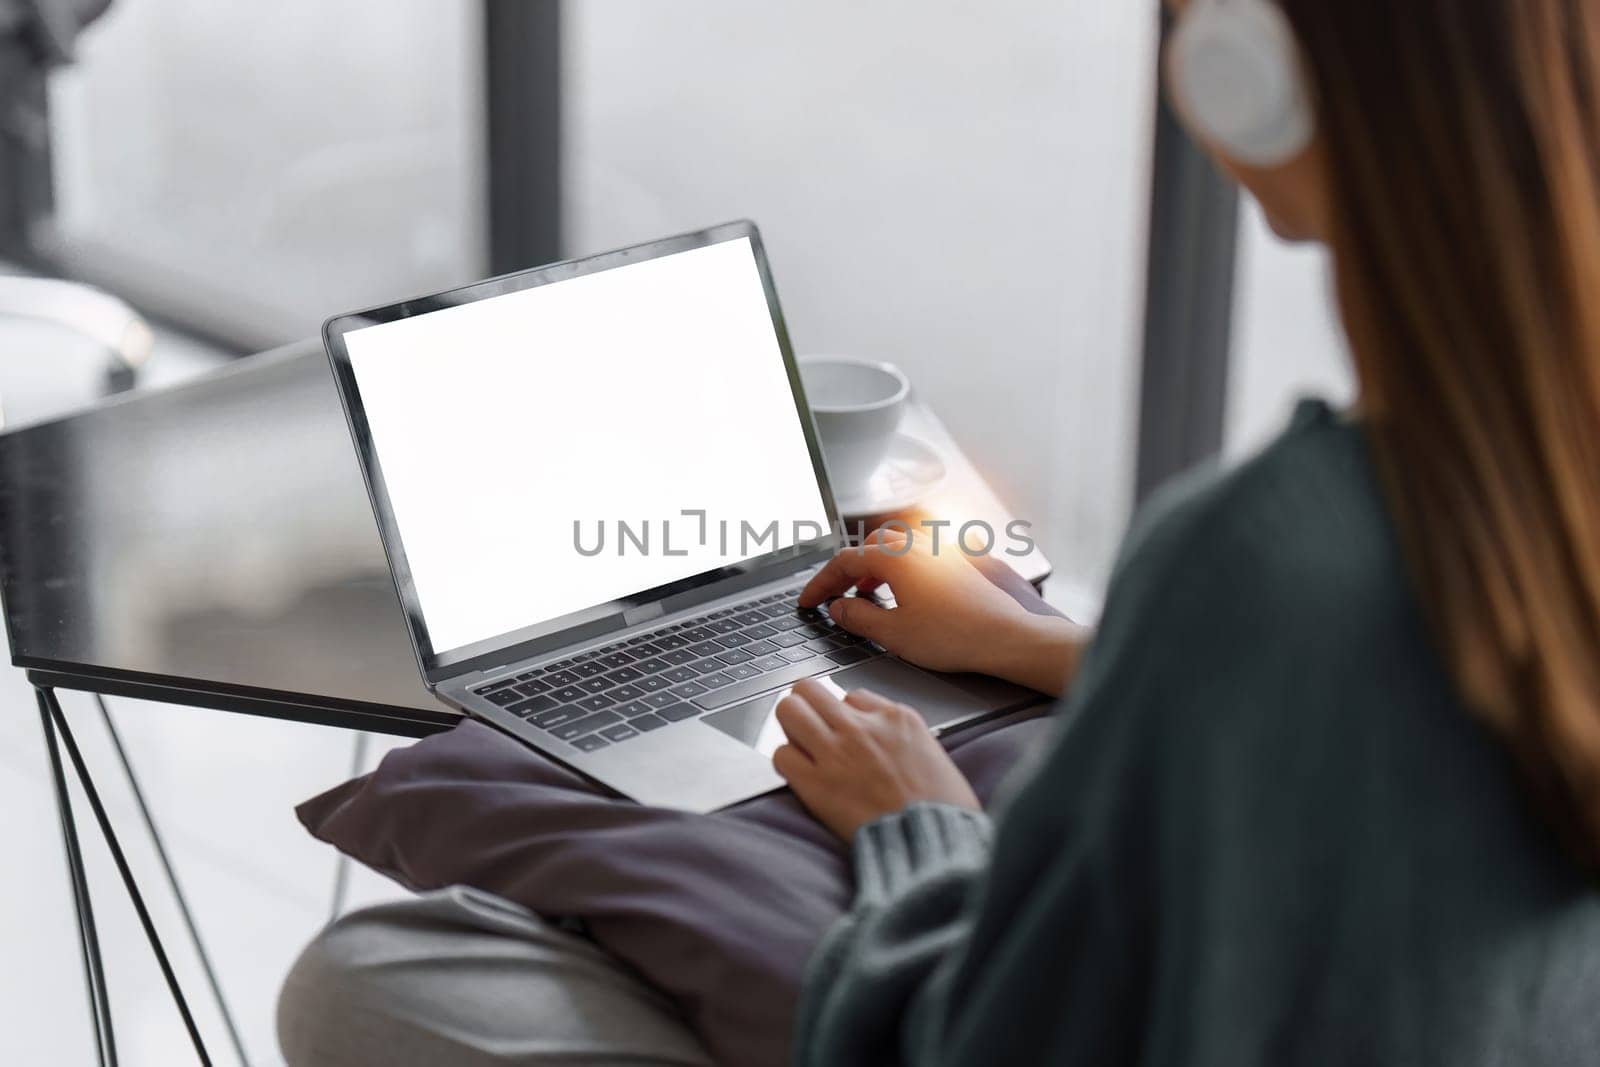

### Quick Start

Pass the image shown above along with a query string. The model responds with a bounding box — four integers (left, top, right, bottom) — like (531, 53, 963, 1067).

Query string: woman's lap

(287, 705, 1056, 1064)
(278, 884, 713, 1067)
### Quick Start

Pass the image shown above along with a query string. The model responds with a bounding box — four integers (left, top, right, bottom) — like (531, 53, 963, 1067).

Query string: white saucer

(834, 433, 947, 517)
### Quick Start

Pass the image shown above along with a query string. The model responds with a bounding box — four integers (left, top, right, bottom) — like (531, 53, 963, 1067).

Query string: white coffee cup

(799, 357, 910, 497)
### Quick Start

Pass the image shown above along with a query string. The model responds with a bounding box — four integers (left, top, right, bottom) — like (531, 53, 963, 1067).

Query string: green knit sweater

(795, 400, 1600, 1066)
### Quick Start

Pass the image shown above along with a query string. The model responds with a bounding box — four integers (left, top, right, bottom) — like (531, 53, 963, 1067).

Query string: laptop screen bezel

(323, 220, 842, 684)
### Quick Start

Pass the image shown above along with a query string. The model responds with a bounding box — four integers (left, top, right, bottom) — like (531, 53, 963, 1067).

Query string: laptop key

(577, 694, 618, 712)
(600, 652, 635, 669)
(725, 663, 760, 680)
(663, 666, 698, 684)
(682, 627, 717, 643)
(655, 634, 689, 650)
(657, 702, 701, 723)
(579, 676, 616, 694)
(770, 616, 804, 632)
(642, 691, 677, 710)
(545, 670, 580, 687)
(517, 678, 552, 694)
(687, 658, 724, 676)
(770, 631, 806, 648)
(827, 647, 870, 666)
(572, 661, 607, 678)
(609, 683, 645, 702)
(484, 689, 523, 706)
(744, 639, 778, 656)
(751, 655, 788, 672)
(688, 640, 723, 657)
(629, 713, 668, 732)
(661, 648, 697, 665)
(552, 710, 622, 740)
(600, 723, 639, 743)
(743, 623, 777, 639)
(733, 611, 766, 626)
(631, 642, 663, 656)
(551, 686, 585, 703)
(715, 649, 754, 666)
(615, 700, 654, 718)
(697, 670, 735, 689)
(778, 646, 816, 663)
(669, 681, 708, 699)
(759, 604, 792, 619)
(803, 638, 834, 654)
(636, 676, 670, 693)
(508, 694, 557, 716)
(529, 708, 579, 729)
(715, 632, 752, 648)
(633, 657, 670, 673)
(572, 734, 609, 752)
(709, 619, 740, 634)
(693, 659, 834, 710)
(608, 666, 644, 683)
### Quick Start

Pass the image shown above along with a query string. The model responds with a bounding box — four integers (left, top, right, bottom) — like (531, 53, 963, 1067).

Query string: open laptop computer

(323, 220, 1034, 812)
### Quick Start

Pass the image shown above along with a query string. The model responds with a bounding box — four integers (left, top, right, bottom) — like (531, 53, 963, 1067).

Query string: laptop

(323, 220, 1034, 812)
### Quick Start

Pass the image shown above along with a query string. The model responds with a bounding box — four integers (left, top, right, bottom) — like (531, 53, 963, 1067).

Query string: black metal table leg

(38, 690, 116, 1067)
(37, 685, 214, 1066)
(95, 695, 249, 1064)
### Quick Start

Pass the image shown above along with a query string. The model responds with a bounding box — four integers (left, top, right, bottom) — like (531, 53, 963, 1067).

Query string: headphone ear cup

(1166, 0, 1314, 167)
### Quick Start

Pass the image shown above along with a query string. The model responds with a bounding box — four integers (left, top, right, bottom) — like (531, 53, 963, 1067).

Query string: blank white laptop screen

(343, 236, 830, 656)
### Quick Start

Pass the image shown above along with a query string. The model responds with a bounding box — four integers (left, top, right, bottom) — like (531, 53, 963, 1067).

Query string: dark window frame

(1134, 12, 1240, 503)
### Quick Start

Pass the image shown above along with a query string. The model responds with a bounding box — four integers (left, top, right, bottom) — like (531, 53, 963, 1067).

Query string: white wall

(1224, 201, 1355, 457)
(564, 1, 1160, 593)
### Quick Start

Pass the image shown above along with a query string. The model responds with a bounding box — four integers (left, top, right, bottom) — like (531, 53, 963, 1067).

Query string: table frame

(28, 667, 452, 1067)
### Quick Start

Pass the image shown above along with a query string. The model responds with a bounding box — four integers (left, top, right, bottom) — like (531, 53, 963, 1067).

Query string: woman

(282, 0, 1600, 1062)
(779, 0, 1600, 1061)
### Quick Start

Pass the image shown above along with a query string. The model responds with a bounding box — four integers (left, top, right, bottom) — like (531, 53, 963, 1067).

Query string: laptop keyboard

(468, 585, 883, 752)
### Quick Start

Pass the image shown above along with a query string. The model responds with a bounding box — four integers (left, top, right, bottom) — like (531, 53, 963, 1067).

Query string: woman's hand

(799, 528, 1084, 696)
(772, 678, 978, 841)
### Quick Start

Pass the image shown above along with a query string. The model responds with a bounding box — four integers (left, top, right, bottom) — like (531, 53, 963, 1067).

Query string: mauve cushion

(296, 707, 1053, 1066)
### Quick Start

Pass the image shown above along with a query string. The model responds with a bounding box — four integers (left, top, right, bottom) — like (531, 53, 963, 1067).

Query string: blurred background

(0, 1, 1352, 1063)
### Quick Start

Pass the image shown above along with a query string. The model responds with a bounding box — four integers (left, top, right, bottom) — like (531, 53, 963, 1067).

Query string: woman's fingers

(792, 678, 858, 732)
(862, 527, 911, 549)
(771, 743, 812, 783)
(825, 596, 900, 646)
(850, 529, 910, 596)
(798, 544, 907, 606)
(774, 689, 836, 756)
(843, 687, 902, 713)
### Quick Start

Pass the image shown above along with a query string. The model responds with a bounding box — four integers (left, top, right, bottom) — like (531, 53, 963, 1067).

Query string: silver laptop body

(324, 220, 1033, 813)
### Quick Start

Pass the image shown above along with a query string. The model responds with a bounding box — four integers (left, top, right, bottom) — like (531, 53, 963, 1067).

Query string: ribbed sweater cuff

(852, 802, 993, 904)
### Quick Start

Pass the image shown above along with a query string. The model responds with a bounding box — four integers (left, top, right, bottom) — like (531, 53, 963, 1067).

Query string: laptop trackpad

(700, 659, 981, 756)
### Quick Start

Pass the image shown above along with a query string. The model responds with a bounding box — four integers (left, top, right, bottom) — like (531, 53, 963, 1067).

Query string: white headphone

(1166, 0, 1315, 167)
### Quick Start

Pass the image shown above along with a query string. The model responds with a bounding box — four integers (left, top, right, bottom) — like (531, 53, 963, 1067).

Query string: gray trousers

(278, 886, 714, 1066)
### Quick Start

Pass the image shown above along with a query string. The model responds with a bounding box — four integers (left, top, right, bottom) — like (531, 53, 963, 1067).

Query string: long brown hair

(1274, 0, 1600, 870)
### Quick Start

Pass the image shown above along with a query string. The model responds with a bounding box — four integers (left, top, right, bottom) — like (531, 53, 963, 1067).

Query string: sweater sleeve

(794, 803, 994, 1067)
